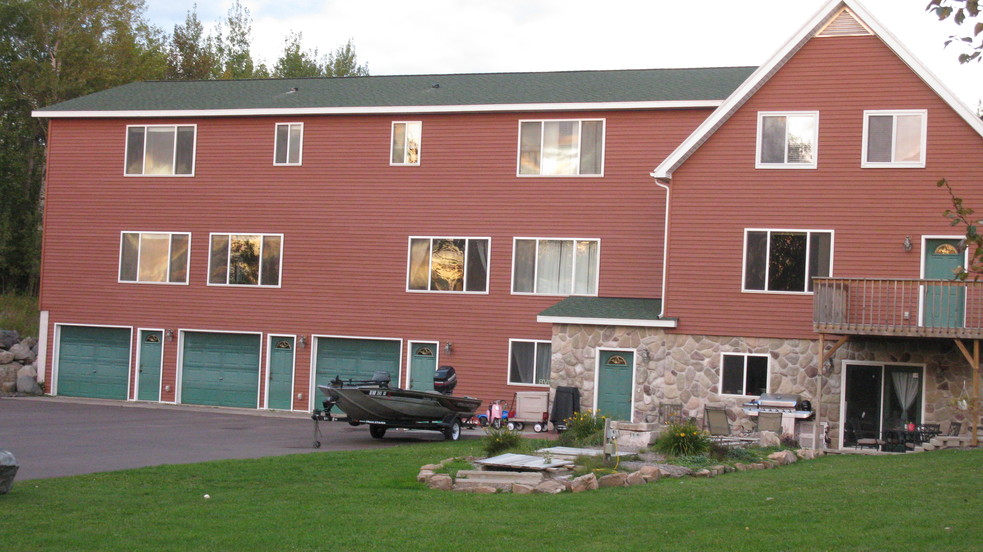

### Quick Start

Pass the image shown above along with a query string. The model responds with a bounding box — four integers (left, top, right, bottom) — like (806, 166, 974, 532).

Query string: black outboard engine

(433, 365, 457, 395)
(370, 371, 391, 387)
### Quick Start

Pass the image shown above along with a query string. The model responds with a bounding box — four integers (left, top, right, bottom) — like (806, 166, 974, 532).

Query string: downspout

(654, 177, 671, 319)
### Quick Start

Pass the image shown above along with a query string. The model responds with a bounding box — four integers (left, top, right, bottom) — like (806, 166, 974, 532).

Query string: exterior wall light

(165, 329, 174, 342)
(903, 235, 912, 252)
(298, 336, 307, 348)
(444, 342, 453, 354)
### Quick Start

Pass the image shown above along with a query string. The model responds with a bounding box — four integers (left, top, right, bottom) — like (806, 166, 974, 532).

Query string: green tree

(927, 0, 983, 63)
(166, 5, 220, 80)
(215, 0, 256, 79)
(273, 32, 324, 78)
(326, 38, 369, 77)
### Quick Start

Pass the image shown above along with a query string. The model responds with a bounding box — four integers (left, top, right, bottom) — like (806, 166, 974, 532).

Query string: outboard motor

(370, 370, 391, 387)
(433, 365, 457, 395)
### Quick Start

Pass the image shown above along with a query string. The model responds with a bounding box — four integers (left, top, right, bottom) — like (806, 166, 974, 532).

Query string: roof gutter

(654, 176, 671, 319)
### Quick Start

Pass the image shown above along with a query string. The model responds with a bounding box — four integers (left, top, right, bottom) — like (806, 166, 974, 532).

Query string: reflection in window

(209, 233, 283, 286)
(274, 123, 303, 165)
(518, 120, 603, 175)
(392, 122, 421, 165)
(408, 237, 488, 292)
(758, 113, 817, 167)
(512, 238, 598, 295)
(509, 340, 551, 385)
(744, 230, 831, 292)
(119, 232, 190, 284)
(863, 110, 925, 167)
(934, 243, 959, 255)
(125, 125, 195, 175)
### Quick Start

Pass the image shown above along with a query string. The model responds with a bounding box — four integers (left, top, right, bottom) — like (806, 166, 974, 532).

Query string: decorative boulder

(759, 431, 781, 448)
(0, 350, 13, 365)
(0, 450, 18, 494)
(16, 365, 41, 395)
(569, 473, 598, 493)
(9, 343, 34, 363)
(598, 472, 628, 488)
(0, 330, 19, 350)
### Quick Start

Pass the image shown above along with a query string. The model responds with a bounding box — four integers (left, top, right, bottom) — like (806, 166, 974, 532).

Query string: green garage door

(314, 338, 400, 391)
(57, 326, 131, 399)
(181, 332, 261, 408)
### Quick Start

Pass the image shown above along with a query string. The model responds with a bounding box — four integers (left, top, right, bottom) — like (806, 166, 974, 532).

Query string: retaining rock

(0, 450, 18, 494)
(598, 472, 628, 488)
(0, 330, 19, 350)
(427, 474, 453, 491)
(534, 480, 566, 494)
(569, 473, 598, 493)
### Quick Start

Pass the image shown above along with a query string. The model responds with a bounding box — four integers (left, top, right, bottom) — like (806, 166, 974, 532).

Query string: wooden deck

(813, 278, 983, 339)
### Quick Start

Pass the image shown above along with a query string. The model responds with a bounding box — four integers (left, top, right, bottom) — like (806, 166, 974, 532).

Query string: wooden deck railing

(813, 278, 983, 339)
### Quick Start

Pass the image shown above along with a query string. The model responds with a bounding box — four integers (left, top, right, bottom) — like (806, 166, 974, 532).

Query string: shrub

(481, 426, 523, 456)
(653, 421, 711, 457)
(557, 409, 606, 447)
(780, 435, 800, 449)
(724, 446, 759, 463)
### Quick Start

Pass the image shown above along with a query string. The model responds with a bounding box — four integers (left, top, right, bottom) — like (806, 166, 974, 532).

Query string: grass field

(1, 443, 980, 551)
(0, 293, 39, 337)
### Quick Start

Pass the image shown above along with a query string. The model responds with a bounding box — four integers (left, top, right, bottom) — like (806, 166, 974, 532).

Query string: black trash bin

(550, 386, 581, 431)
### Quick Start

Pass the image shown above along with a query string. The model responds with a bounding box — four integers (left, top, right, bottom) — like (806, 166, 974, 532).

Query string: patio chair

(757, 412, 783, 435)
(947, 421, 962, 436)
(703, 407, 734, 441)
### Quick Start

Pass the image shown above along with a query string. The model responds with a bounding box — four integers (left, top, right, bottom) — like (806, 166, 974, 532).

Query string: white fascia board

(536, 315, 678, 328)
(652, 0, 983, 181)
(31, 100, 723, 119)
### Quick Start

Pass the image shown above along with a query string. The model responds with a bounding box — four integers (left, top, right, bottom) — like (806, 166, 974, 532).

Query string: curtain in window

(138, 233, 170, 282)
(895, 115, 922, 162)
(541, 121, 578, 175)
(510, 342, 535, 384)
(537, 240, 573, 294)
(408, 239, 432, 290)
(535, 343, 552, 383)
(465, 239, 488, 292)
(891, 371, 920, 423)
(573, 240, 597, 295)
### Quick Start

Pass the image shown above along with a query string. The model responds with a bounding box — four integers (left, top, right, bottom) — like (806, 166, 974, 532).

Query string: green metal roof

(35, 66, 756, 114)
(538, 297, 666, 322)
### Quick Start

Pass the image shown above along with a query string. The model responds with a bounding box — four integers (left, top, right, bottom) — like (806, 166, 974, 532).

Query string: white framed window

(720, 353, 769, 396)
(119, 232, 190, 284)
(512, 238, 599, 295)
(508, 339, 552, 386)
(743, 229, 832, 293)
(862, 110, 926, 168)
(125, 125, 196, 176)
(517, 119, 604, 176)
(391, 121, 421, 165)
(274, 122, 303, 165)
(756, 112, 818, 169)
(208, 233, 283, 287)
(407, 237, 489, 293)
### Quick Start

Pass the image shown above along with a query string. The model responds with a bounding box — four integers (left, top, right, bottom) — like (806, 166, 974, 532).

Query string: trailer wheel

(369, 425, 387, 439)
(348, 420, 362, 427)
(492, 419, 501, 430)
(533, 423, 545, 433)
(506, 422, 516, 431)
(443, 419, 462, 441)
(313, 440, 321, 448)
(515, 422, 525, 431)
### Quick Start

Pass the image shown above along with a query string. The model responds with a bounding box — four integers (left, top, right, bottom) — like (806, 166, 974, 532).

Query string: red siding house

(33, 0, 983, 447)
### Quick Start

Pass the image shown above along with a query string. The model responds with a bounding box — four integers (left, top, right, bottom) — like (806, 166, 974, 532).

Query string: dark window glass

(209, 235, 230, 284)
(867, 115, 893, 163)
(261, 235, 281, 286)
(745, 356, 769, 396)
(760, 116, 786, 163)
(125, 128, 145, 175)
(465, 239, 488, 292)
(275, 125, 289, 164)
(721, 354, 745, 395)
(807, 232, 832, 291)
(174, 126, 195, 174)
(512, 239, 537, 293)
(119, 233, 140, 281)
(744, 231, 767, 290)
(767, 232, 808, 292)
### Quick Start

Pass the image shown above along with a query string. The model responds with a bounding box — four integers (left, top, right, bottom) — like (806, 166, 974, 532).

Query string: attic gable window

(518, 119, 604, 176)
(274, 122, 303, 165)
(862, 110, 926, 168)
(125, 125, 196, 176)
(756, 112, 818, 169)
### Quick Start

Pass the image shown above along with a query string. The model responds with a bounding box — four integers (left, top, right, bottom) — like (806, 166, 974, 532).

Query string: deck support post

(953, 338, 980, 448)
(817, 334, 848, 447)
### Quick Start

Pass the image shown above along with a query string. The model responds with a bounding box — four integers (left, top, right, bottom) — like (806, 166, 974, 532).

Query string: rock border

(421, 449, 825, 494)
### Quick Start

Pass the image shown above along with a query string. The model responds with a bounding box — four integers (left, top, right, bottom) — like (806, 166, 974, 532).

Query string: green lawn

(2, 444, 980, 551)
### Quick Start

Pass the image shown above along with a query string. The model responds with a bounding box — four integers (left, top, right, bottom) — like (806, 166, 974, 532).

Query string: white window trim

(273, 122, 304, 166)
(405, 236, 491, 294)
(206, 232, 284, 288)
(510, 237, 600, 296)
(123, 124, 197, 177)
(118, 231, 192, 285)
(506, 338, 552, 387)
(390, 121, 422, 166)
(515, 119, 606, 177)
(861, 109, 927, 168)
(741, 228, 834, 295)
(755, 111, 819, 169)
(719, 352, 770, 398)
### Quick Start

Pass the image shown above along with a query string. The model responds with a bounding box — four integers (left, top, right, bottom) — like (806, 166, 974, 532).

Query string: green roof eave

(537, 297, 676, 328)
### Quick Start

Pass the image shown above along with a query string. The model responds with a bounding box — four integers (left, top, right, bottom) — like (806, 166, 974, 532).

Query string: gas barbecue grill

(742, 393, 814, 419)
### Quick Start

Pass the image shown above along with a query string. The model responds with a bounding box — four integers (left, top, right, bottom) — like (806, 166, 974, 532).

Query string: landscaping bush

(481, 426, 523, 456)
(653, 421, 711, 457)
(557, 409, 606, 447)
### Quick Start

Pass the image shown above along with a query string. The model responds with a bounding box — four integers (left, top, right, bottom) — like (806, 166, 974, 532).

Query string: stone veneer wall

(550, 324, 973, 447)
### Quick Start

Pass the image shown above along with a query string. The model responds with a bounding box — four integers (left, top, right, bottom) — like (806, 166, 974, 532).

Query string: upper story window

(125, 125, 196, 176)
(509, 339, 552, 386)
(391, 122, 421, 165)
(862, 110, 926, 168)
(756, 112, 818, 169)
(274, 123, 303, 165)
(407, 237, 489, 293)
(208, 233, 283, 287)
(512, 238, 599, 296)
(743, 229, 832, 293)
(518, 119, 604, 176)
(721, 353, 768, 396)
(119, 231, 190, 284)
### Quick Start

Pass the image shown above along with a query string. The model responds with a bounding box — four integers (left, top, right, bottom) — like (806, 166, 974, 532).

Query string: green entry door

(57, 326, 131, 400)
(137, 330, 163, 401)
(409, 342, 437, 391)
(596, 350, 634, 421)
(181, 332, 261, 408)
(923, 239, 965, 327)
(267, 336, 295, 410)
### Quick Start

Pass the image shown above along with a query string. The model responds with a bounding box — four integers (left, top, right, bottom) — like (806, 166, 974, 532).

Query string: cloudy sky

(144, 0, 981, 108)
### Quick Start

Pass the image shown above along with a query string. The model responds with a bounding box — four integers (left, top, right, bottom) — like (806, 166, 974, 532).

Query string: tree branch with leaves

(927, 0, 983, 63)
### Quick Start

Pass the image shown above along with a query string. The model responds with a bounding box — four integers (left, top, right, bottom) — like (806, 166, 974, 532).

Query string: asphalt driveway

(0, 396, 475, 480)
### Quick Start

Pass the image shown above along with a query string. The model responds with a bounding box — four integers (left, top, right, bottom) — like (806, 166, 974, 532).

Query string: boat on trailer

(311, 367, 481, 444)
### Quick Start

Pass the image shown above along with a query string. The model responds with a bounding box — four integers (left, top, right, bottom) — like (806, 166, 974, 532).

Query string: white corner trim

(37, 311, 49, 383)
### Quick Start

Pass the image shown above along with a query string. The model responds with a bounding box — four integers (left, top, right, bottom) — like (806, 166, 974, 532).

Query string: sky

(144, 0, 981, 109)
